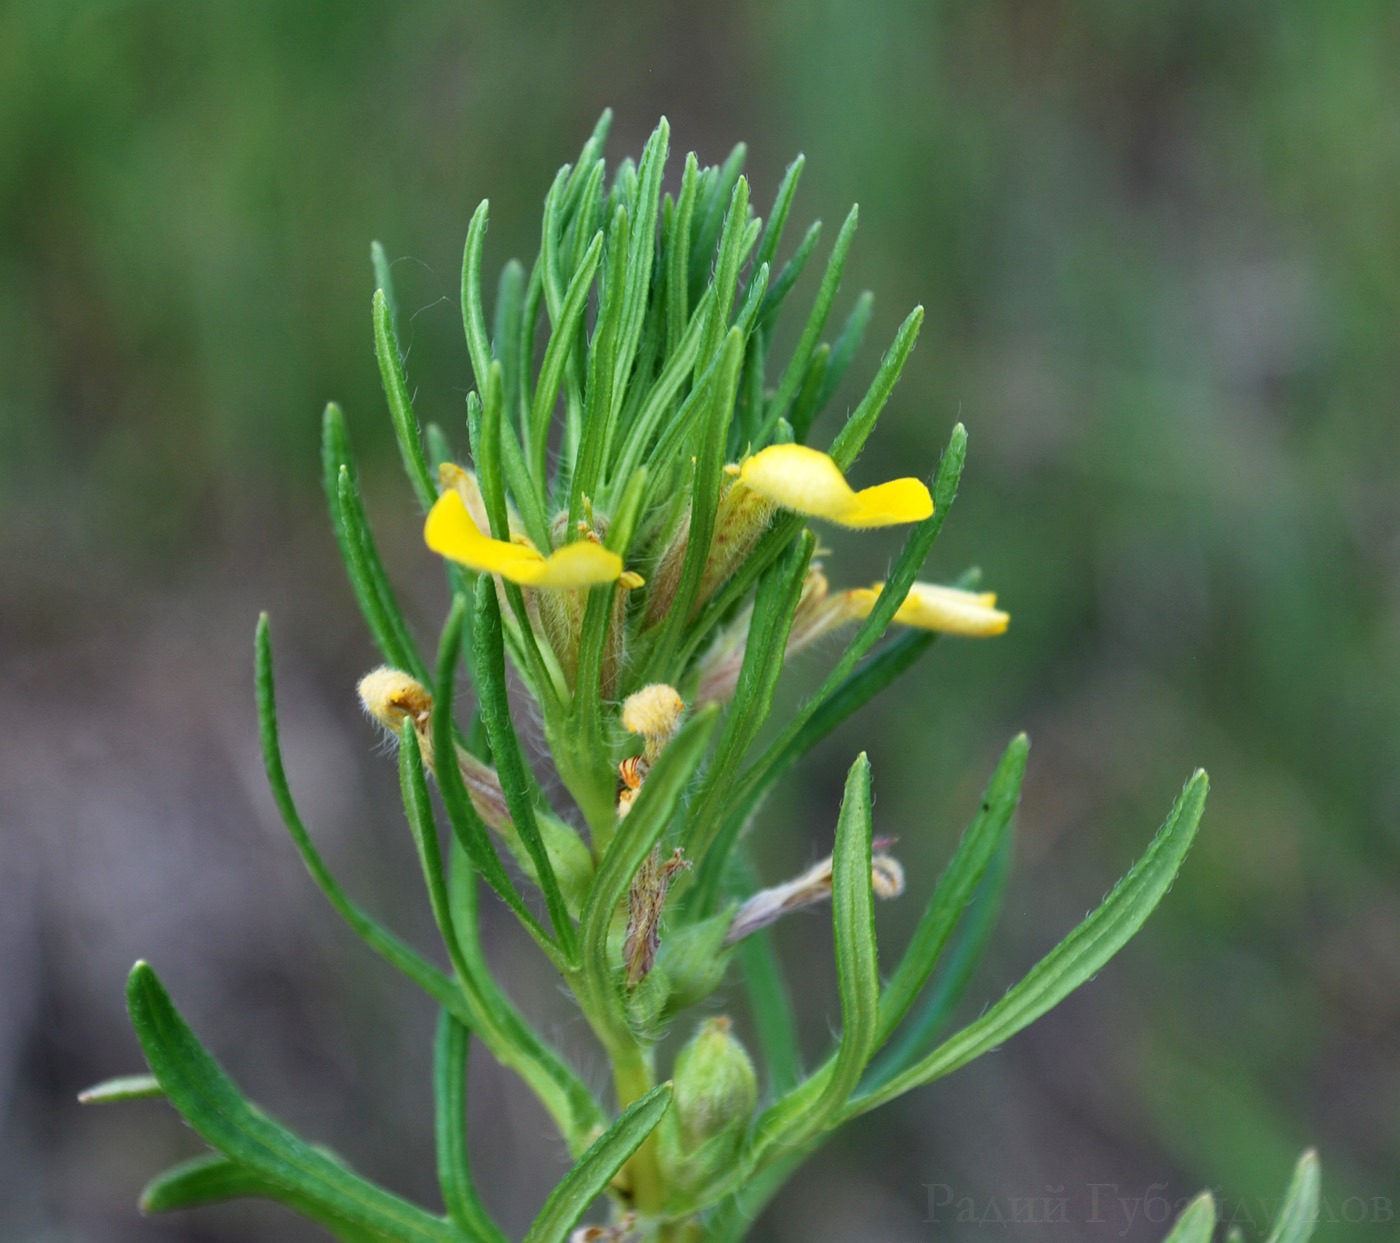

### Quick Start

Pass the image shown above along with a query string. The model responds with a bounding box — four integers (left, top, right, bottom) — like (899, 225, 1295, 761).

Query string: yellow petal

(425, 491, 622, 587)
(848, 581, 1009, 636)
(522, 539, 625, 588)
(738, 444, 933, 528)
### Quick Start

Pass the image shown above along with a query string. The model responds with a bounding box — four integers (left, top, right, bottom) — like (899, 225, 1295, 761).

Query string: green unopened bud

(652, 911, 734, 1017)
(672, 1017, 756, 1151)
(660, 1017, 758, 1208)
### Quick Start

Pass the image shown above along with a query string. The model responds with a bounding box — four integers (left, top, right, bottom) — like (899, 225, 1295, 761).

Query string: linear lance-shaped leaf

(521, 1083, 673, 1243)
(841, 770, 1209, 1120)
(140, 1153, 382, 1243)
(746, 754, 878, 1162)
(126, 962, 461, 1243)
(1161, 1192, 1217, 1243)
(876, 733, 1029, 1046)
(1265, 1150, 1321, 1243)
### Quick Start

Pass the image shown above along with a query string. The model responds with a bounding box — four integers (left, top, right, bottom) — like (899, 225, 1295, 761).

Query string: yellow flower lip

(850, 581, 1010, 636)
(736, 444, 933, 529)
(424, 490, 623, 588)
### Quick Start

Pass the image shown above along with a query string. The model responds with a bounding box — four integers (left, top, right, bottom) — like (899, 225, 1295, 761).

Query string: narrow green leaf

(817, 289, 874, 410)
(682, 532, 814, 866)
(696, 178, 753, 379)
(867, 831, 1012, 1088)
(689, 142, 748, 298)
(825, 754, 881, 1093)
(1161, 1192, 1217, 1243)
(722, 630, 935, 825)
(1264, 1150, 1321, 1243)
(755, 219, 821, 331)
(607, 284, 715, 492)
(842, 771, 1209, 1120)
(408, 716, 606, 1155)
(520, 1083, 673, 1243)
(636, 297, 735, 482)
(762, 204, 858, 437)
(442, 835, 606, 1160)
(127, 962, 460, 1243)
(610, 156, 637, 216)
(472, 578, 577, 953)
(493, 258, 527, 429)
(875, 734, 1029, 1045)
(336, 465, 431, 683)
(827, 304, 924, 471)
(734, 325, 767, 451)
(787, 343, 830, 443)
(322, 403, 429, 682)
(568, 204, 630, 521)
(568, 110, 613, 200)
(471, 373, 509, 541)
(530, 230, 604, 479)
(612, 118, 669, 399)
(426, 422, 456, 474)
(434, 1011, 508, 1243)
(565, 160, 606, 283)
(77, 1073, 162, 1104)
(263, 618, 597, 1154)
(539, 165, 573, 326)
(431, 596, 557, 952)
(731, 258, 770, 346)
(568, 467, 650, 766)
(638, 328, 745, 682)
(373, 288, 436, 511)
(749, 755, 879, 1160)
(483, 357, 550, 551)
(666, 153, 700, 355)
(749, 155, 805, 293)
(371, 240, 399, 335)
(461, 199, 493, 393)
(399, 721, 497, 986)
(141, 1153, 382, 1243)
(737, 928, 802, 1097)
(255, 614, 468, 1017)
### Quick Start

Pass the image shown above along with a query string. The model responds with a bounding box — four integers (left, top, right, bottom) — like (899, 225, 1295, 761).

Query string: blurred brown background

(2, 2, 1397, 1240)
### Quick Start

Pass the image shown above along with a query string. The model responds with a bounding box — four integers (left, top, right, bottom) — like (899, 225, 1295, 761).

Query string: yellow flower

(424, 490, 622, 587)
(735, 444, 932, 528)
(847, 581, 1010, 636)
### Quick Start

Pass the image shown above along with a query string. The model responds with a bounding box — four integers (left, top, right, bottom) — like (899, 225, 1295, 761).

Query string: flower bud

(651, 910, 734, 1015)
(658, 1016, 758, 1208)
(670, 1017, 757, 1153)
(358, 667, 437, 766)
(621, 683, 686, 756)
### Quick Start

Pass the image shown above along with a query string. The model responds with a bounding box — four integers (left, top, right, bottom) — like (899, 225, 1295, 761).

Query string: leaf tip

(125, 959, 160, 1014)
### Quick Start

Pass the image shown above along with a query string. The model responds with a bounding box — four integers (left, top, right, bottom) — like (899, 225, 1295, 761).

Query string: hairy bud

(671, 1017, 757, 1151)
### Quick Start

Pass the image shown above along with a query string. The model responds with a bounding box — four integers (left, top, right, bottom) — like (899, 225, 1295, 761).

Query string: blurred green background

(3, 2, 1396, 1240)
